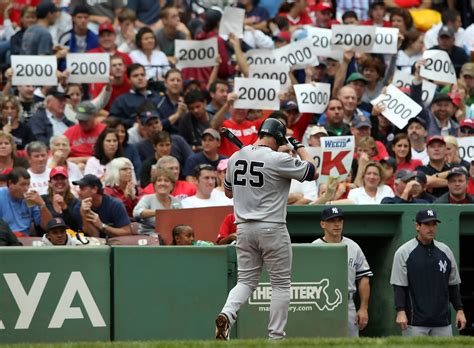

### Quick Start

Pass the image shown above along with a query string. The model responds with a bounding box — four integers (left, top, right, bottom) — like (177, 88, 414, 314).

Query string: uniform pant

(220, 222, 292, 339)
(348, 299, 359, 337)
(403, 325, 452, 336)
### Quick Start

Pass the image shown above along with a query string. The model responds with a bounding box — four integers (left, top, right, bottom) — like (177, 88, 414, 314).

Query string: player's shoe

(215, 313, 230, 340)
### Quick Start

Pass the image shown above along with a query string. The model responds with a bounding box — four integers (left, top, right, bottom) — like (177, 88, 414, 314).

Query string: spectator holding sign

(427, 93, 460, 137)
(58, 6, 99, 54)
(88, 23, 133, 66)
(348, 161, 394, 204)
(90, 55, 131, 111)
(431, 26, 468, 77)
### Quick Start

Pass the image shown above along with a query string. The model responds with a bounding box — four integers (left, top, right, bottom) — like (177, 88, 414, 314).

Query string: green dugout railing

(0, 204, 472, 342)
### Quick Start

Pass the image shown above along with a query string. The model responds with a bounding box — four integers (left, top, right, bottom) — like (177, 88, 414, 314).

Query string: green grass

(3, 337, 474, 348)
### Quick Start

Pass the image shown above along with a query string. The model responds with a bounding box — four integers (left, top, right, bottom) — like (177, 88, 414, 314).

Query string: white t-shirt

(84, 156, 106, 179)
(347, 185, 394, 204)
(28, 168, 52, 195)
(129, 49, 170, 81)
(411, 147, 429, 166)
(181, 189, 233, 208)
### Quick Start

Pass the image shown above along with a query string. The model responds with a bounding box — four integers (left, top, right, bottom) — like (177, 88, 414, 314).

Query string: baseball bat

(221, 127, 243, 149)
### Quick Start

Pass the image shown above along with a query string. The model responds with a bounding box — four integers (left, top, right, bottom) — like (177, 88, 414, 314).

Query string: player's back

(226, 145, 311, 224)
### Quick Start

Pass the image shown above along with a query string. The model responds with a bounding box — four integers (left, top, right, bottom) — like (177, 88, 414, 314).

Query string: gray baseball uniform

(313, 236, 373, 336)
(220, 144, 315, 339)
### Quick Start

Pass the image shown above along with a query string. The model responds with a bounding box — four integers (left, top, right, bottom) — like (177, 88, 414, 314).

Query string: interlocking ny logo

(427, 210, 434, 216)
(439, 260, 447, 273)
(332, 208, 339, 214)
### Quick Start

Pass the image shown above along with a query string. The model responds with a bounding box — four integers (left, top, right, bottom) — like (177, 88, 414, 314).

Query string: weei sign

(237, 244, 348, 338)
(0, 248, 110, 343)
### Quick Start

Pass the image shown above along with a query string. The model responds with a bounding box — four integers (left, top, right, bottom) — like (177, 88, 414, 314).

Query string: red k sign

(319, 136, 355, 184)
(321, 151, 351, 176)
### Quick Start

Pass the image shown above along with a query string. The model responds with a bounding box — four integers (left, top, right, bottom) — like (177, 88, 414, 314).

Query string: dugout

(286, 204, 469, 336)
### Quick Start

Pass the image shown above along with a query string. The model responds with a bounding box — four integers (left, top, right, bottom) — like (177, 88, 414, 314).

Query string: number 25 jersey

(224, 145, 314, 224)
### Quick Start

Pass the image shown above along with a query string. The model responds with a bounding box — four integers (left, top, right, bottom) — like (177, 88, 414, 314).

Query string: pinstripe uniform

(313, 236, 373, 336)
(219, 144, 315, 339)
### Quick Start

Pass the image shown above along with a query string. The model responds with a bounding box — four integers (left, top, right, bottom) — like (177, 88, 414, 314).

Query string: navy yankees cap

(321, 206, 344, 221)
(416, 209, 441, 224)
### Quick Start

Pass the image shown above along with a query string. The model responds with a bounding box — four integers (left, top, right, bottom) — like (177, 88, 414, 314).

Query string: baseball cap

(395, 169, 415, 182)
(281, 100, 298, 111)
(350, 114, 372, 129)
(413, 171, 427, 184)
(217, 159, 228, 172)
(448, 92, 461, 107)
(460, 118, 474, 129)
(311, 1, 333, 12)
(447, 166, 469, 180)
(275, 31, 291, 44)
(75, 101, 97, 121)
(321, 206, 344, 221)
(50, 166, 69, 179)
(202, 128, 221, 141)
(438, 25, 455, 38)
(308, 126, 328, 137)
(72, 174, 103, 190)
(138, 109, 160, 125)
(99, 23, 115, 34)
(46, 87, 69, 99)
(431, 93, 453, 105)
(416, 209, 441, 224)
(407, 116, 427, 129)
(47, 217, 67, 232)
(461, 63, 474, 77)
(426, 135, 446, 146)
(346, 72, 368, 84)
(381, 157, 397, 172)
(399, 86, 411, 95)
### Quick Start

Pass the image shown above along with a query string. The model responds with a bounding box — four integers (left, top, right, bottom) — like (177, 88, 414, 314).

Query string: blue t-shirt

(183, 152, 227, 177)
(0, 187, 41, 235)
(74, 195, 130, 238)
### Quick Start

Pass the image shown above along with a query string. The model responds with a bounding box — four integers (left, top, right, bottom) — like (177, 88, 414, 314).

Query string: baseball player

(312, 206, 373, 337)
(390, 208, 466, 336)
(215, 116, 318, 340)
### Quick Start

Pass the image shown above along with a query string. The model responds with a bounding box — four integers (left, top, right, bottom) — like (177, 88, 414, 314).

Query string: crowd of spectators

(0, 0, 473, 246)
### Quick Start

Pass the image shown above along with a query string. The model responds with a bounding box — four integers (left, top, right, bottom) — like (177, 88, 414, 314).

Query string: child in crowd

(172, 224, 213, 246)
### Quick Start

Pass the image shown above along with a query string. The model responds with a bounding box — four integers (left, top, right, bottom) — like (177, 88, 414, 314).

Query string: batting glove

(288, 137, 304, 151)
